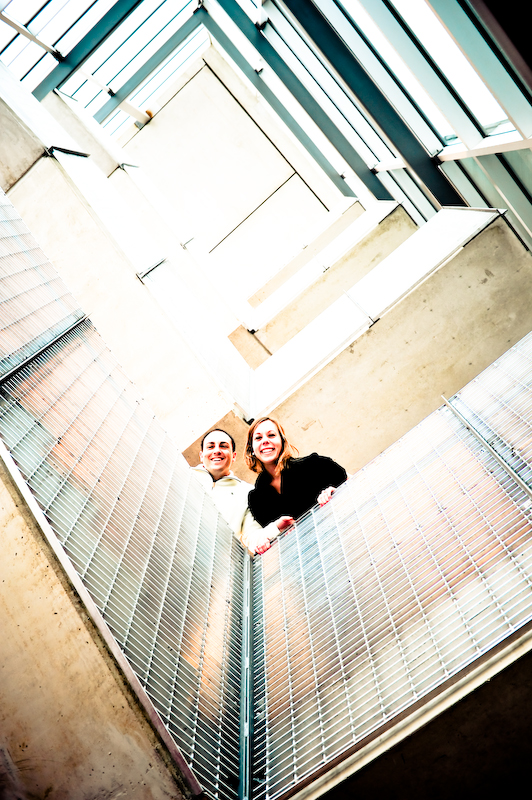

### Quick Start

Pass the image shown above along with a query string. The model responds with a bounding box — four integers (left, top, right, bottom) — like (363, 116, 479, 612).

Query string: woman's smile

(253, 420, 283, 466)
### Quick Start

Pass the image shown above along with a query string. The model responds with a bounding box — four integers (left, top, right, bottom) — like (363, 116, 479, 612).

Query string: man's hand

(318, 486, 336, 506)
(255, 538, 272, 555)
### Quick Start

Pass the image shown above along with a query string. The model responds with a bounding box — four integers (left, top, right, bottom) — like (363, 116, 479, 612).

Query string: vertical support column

(239, 550, 253, 800)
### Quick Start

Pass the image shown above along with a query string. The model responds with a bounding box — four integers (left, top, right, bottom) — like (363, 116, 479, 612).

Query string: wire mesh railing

(0, 192, 84, 379)
(0, 319, 244, 800)
(0, 191, 243, 800)
(251, 332, 532, 800)
(4, 185, 532, 800)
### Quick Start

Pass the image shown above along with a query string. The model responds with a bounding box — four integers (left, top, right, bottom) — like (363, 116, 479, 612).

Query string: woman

(246, 416, 347, 535)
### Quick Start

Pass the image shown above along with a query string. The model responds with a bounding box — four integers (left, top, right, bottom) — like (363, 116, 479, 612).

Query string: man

(191, 428, 280, 555)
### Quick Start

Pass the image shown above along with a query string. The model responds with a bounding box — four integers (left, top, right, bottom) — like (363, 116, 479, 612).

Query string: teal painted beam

(94, 11, 202, 122)
(33, 0, 144, 101)
(199, 8, 355, 198)
(280, 0, 464, 205)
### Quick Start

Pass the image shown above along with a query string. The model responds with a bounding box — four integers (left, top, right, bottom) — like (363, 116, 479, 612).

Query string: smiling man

(191, 428, 278, 555)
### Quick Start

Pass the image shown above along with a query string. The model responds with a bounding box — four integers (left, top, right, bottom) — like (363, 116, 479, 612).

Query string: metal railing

(3, 188, 532, 800)
(251, 332, 532, 800)
(0, 192, 243, 800)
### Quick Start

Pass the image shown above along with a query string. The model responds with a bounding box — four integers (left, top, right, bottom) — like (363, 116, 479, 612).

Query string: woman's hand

(318, 486, 336, 506)
(276, 515, 295, 532)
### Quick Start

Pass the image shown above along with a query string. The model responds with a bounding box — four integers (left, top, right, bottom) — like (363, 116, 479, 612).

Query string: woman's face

(252, 419, 283, 467)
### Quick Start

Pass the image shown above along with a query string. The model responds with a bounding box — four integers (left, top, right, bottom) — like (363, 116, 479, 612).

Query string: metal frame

(94, 10, 203, 123)
(278, 0, 464, 206)
(0, 314, 87, 386)
(472, 153, 532, 241)
(443, 395, 532, 503)
(32, 0, 145, 101)
(308, 0, 445, 157)
(0, 9, 63, 59)
(12, 0, 532, 229)
(263, 4, 393, 165)
(439, 133, 532, 161)
(239, 551, 253, 800)
(352, 0, 485, 150)
(199, 8, 355, 197)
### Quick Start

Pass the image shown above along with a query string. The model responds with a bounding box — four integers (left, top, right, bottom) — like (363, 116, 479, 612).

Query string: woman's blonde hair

(245, 417, 298, 474)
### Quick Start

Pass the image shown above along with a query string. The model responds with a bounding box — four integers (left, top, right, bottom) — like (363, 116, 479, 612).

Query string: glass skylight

(389, 0, 510, 137)
(339, 0, 458, 144)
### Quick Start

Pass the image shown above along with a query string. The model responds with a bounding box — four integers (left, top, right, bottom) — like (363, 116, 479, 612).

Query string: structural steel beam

(280, 0, 465, 206)
(210, 0, 393, 200)
(32, 0, 144, 101)
(0, 10, 62, 58)
(94, 11, 203, 123)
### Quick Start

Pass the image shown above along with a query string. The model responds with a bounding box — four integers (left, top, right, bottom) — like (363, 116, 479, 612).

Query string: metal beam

(280, 0, 464, 206)
(198, 8, 355, 197)
(207, 0, 392, 200)
(0, 10, 62, 59)
(94, 11, 202, 123)
(32, 0, 144, 101)
(473, 153, 532, 240)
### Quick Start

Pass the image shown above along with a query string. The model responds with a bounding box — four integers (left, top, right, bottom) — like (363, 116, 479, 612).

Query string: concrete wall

(272, 217, 532, 474)
(0, 454, 192, 800)
(0, 97, 44, 190)
(8, 155, 230, 450)
(2, 47, 355, 452)
(239, 205, 417, 360)
(117, 50, 345, 301)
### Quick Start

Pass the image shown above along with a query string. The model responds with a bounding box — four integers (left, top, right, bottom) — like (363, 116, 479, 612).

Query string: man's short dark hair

(200, 429, 236, 452)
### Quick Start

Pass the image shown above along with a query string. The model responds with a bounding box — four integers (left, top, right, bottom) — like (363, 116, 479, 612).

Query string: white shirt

(191, 465, 277, 554)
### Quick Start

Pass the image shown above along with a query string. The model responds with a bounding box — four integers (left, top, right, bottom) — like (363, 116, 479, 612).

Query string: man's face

(200, 431, 236, 480)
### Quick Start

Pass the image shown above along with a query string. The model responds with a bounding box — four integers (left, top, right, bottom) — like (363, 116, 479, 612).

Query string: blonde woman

(246, 417, 347, 537)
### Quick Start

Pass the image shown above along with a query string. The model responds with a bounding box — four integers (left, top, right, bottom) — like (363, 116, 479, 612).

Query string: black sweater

(248, 453, 347, 527)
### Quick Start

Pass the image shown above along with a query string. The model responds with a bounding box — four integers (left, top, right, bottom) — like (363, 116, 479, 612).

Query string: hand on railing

(317, 486, 336, 506)
(254, 516, 295, 554)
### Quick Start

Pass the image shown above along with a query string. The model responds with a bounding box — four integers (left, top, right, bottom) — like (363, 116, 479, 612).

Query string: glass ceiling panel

(90, 1, 193, 89)
(57, 0, 194, 115)
(78, 0, 172, 78)
(0, 26, 14, 52)
(27, 0, 91, 39)
(20, 49, 54, 86)
(129, 25, 209, 107)
(0, 0, 203, 131)
(0, 0, 117, 86)
(0, 0, 48, 24)
(52, 0, 115, 54)
(266, 3, 395, 166)
(338, 0, 456, 144)
(389, 0, 509, 135)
